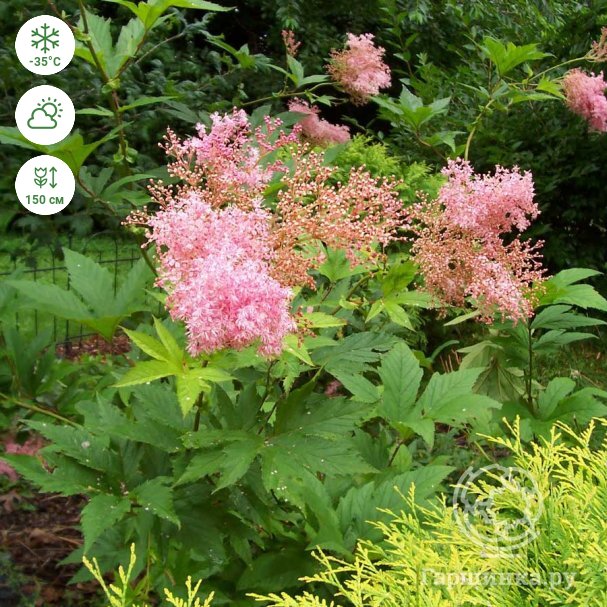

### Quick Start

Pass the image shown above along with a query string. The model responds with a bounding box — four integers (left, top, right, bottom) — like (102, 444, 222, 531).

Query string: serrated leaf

(301, 312, 347, 328)
(8, 279, 91, 320)
(124, 328, 168, 361)
(176, 370, 209, 415)
(283, 334, 314, 366)
(153, 318, 184, 365)
(114, 360, 175, 387)
(63, 249, 114, 315)
(113, 258, 154, 312)
(133, 477, 180, 525)
(537, 377, 576, 419)
(378, 342, 423, 423)
(329, 370, 380, 403)
(81, 494, 131, 551)
(337, 466, 452, 546)
(384, 301, 414, 329)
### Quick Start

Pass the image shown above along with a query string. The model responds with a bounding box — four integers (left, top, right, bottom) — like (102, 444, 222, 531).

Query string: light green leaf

(384, 301, 414, 329)
(153, 317, 184, 365)
(176, 370, 209, 416)
(114, 360, 175, 387)
(301, 312, 347, 328)
(124, 328, 169, 361)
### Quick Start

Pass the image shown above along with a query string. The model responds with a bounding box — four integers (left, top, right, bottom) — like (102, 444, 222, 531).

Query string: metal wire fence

(0, 233, 146, 346)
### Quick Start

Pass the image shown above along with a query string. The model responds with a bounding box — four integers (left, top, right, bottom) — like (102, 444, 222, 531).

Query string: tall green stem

(76, 0, 131, 174)
(526, 319, 535, 413)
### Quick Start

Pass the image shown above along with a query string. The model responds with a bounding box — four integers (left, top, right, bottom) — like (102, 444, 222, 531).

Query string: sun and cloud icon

(27, 97, 63, 129)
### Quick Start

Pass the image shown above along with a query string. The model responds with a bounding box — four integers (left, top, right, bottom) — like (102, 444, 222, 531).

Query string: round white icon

(15, 85, 75, 145)
(15, 155, 75, 216)
(15, 15, 75, 75)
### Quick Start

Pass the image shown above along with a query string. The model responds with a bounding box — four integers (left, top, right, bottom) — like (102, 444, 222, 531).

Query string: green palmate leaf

(2, 455, 99, 496)
(114, 360, 175, 387)
(114, 258, 154, 310)
(28, 421, 111, 471)
(153, 317, 184, 365)
(270, 436, 375, 477)
(504, 386, 607, 440)
(177, 450, 224, 485)
(104, 0, 229, 32)
(64, 249, 114, 316)
(481, 37, 548, 76)
(176, 370, 209, 416)
(329, 369, 380, 403)
(416, 368, 483, 414)
(7, 280, 90, 320)
(81, 494, 131, 552)
(531, 305, 605, 330)
(196, 366, 233, 383)
(110, 18, 145, 75)
(301, 312, 347, 328)
(533, 330, 597, 353)
(366, 300, 384, 322)
(132, 477, 180, 526)
(553, 285, 607, 312)
(378, 341, 423, 423)
(123, 329, 169, 361)
(315, 332, 396, 373)
(260, 450, 345, 551)
(384, 301, 414, 329)
(283, 333, 314, 366)
(536, 76, 564, 98)
(317, 248, 365, 282)
(237, 549, 318, 593)
(275, 389, 369, 436)
(214, 438, 263, 490)
(537, 377, 576, 419)
(337, 465, 453, 546)
(380, 257, 416, 296)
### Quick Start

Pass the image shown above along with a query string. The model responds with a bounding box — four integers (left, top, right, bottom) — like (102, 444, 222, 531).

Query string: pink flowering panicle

(288, 99, 350, 146)
(327, 33, 391, 104)
(156, 108, 300, 209)
(406, 159, 545, 323)
(562, 69, 607, 132)
(130, 109, 403, 356)
(281, 29, 301, 57)
(272, 147, 404, 289)
(589, 27, 607, 62)
(145, 196, 294, 357)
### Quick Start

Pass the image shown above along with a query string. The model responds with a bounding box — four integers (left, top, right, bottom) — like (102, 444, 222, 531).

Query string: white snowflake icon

(31, 23, 61, 54)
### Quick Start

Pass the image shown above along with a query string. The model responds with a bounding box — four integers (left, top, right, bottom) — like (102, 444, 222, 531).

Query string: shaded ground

(0, 492, 98, 606)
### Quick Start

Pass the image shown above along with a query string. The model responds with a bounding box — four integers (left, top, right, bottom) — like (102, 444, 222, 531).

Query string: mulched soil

(0, 491, 99, 606)
(55, 334, 131, 361)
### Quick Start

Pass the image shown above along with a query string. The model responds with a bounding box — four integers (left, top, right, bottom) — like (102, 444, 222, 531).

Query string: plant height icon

(31, 23, 60, 54)
(34, 167, 48, 188)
